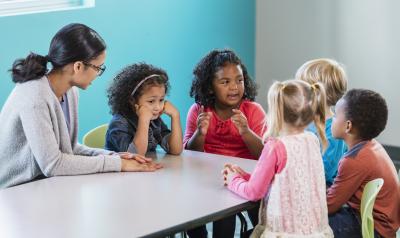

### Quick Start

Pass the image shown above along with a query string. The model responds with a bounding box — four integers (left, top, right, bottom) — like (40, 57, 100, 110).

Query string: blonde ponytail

(310, 83, 328, 151)
(265, 81, 286, 140)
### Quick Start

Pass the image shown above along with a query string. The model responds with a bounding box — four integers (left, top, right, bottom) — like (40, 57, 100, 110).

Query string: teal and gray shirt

(307, 118, 347, 185)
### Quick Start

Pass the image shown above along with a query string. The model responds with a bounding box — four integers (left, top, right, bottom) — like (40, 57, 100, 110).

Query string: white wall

(256, 0, 400, 147)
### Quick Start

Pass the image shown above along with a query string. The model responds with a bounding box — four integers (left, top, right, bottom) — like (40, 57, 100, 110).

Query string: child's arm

(226, 139, 287, 201)
(223, 163, 251, 185)
(231, 109, 264, 157)
(326, 157, 368, 214)
(132, 104, 153, 155)
(184, 104, 211, 152)
(163, 101, 183, 155)
(106, 116, 139, 153)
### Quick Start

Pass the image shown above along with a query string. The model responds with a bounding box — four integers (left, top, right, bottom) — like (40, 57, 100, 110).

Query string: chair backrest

(82, 124, 108, 149)
(360, 178, 384, 238)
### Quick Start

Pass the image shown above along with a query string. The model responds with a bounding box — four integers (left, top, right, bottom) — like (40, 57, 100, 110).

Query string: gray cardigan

(0, 77, 121, 188)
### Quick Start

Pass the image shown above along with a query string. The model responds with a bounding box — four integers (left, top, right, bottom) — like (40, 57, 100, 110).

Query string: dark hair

(190, 49, 257, 107)
(343, 89, 388, 140)
(107, 63, 170, 117)
(10, 23, 106, 83)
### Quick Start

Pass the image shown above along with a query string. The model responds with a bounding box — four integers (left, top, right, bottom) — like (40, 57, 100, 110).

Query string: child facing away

(184, 49, 267, 238)
(327, 89, 400, 238)
(105, 63, 183, 156)
(224, 80, 334, 238)
(296, 58, 348, 185)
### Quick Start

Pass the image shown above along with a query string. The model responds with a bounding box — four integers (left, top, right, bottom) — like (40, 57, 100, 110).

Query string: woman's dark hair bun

(9, 23, 106, 84)
(11, 52, 48, 83)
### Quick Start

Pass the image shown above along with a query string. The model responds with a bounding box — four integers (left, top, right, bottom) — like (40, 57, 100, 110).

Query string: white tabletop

(0, 150, 257, 238)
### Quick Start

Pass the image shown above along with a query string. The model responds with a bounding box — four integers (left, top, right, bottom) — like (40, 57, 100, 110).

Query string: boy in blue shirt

(296, 58, 348, 185)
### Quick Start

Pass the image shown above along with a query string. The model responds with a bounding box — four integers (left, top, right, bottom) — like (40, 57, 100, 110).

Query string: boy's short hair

(343, 89, 388, 140)
(296, 59, 347, 106)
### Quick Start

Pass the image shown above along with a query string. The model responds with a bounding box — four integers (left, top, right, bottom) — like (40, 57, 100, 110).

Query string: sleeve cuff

(102, 155, 122, 172)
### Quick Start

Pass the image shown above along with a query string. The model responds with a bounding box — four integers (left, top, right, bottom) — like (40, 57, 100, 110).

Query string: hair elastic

(311, 83, 318, 91)
(130, 74, 161, 97)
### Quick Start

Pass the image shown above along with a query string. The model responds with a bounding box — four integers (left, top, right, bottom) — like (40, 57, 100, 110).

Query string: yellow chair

(82, 124, 108, 148)
(360, 178, 384, 238)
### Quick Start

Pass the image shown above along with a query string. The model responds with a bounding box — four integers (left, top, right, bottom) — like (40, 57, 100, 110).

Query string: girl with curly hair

(105, 63, 182, 156)
(184, 49, 267, 238)
(184, 49, 267, 160)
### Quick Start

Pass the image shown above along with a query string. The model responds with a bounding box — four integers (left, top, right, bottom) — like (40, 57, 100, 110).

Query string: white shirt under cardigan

(0, 76, 121, 189)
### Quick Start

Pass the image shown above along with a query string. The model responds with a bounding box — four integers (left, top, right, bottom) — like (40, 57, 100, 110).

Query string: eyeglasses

(82, 62, 106, 76)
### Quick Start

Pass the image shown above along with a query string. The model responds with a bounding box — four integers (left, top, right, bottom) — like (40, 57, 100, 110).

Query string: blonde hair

(266, 80, 328, 150)
(295, 58, 347, 106)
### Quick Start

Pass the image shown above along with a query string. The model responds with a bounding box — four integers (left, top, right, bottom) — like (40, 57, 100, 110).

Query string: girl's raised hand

(135, 104, 153, 122)
(197, 106, 212, 136)
(162, 100, 179, 118)
(231, 109, 250, 135)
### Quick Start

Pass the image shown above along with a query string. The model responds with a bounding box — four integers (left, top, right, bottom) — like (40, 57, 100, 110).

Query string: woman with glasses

(0, 23, 161, 189)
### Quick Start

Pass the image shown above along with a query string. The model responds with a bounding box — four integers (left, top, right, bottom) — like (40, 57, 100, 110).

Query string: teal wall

(0, 0, 255, 141)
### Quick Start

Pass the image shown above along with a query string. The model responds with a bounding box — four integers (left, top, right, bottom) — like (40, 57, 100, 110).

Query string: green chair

(82, 124, 108, 148)
(360, 178, 384, 238)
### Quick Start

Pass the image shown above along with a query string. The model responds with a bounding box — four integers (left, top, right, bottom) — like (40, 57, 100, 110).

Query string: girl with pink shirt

(184, 49, 267, 160)
(224, 80, 334, 238)
(184, 49, 267, 237)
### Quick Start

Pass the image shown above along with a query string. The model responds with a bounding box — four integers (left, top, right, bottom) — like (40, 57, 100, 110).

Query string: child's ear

(208, 88, 214, 95)
(129, 99, 136, 110)
(345, 120, 352, 133)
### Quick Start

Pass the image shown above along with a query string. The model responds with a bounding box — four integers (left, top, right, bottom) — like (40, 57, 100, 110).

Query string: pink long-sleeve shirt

(228, 132, 333, 236)
(227, 137, 287, 201)
(183, 100, 267, 160)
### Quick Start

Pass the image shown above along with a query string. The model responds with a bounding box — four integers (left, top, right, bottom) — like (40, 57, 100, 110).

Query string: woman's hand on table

(119, 152, 163, 172)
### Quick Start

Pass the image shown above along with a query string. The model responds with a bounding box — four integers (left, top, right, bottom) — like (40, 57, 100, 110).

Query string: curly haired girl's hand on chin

(162, 100, 180, 118)
(134, 104, 153, 123)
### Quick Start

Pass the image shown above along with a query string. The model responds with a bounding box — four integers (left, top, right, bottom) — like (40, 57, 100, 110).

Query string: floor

(171, 212, 254, 238)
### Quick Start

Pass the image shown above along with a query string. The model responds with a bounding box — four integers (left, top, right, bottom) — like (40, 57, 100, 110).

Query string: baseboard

(383, 145, 400, 170)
